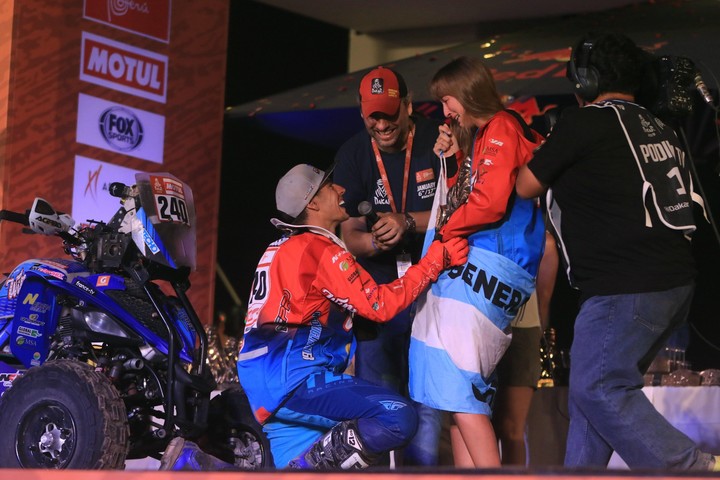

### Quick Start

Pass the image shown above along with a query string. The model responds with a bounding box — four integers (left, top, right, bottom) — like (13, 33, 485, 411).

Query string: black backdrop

(215, 1, 346, 333)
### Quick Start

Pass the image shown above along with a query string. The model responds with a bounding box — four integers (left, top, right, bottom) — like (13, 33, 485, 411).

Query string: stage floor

(2, 467, 718, 480)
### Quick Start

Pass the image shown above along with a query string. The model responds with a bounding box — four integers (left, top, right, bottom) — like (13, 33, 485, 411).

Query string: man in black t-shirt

(333, 67, 455, 466)
(516, 32, 717, 471)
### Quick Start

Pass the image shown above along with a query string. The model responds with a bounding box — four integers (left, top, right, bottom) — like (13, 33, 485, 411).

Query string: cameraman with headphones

(516, 32, 718, 471)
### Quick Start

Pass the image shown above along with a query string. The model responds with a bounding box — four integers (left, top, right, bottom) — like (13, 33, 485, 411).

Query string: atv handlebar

(0, 210, 29, 226)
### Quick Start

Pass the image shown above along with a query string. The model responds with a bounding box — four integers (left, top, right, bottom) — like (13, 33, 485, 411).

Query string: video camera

(638, 55, 714, 120)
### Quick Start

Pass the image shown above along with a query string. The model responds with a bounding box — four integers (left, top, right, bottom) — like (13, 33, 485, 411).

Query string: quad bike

(0, 172, 271, 469)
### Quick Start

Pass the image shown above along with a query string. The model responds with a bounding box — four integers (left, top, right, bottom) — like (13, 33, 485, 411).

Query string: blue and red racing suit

(237, 221, 458, 466)
(237, 222, 445, 425)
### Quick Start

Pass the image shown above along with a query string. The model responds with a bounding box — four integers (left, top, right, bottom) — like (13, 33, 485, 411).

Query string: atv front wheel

(0, 360, 129, 469)
(204, 384, 273, 469)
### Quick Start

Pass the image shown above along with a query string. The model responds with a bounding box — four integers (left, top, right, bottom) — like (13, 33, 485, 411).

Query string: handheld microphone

(358, 201, 380, 226)
(694, 73, 714, 105)
(438, 117, 453, 159)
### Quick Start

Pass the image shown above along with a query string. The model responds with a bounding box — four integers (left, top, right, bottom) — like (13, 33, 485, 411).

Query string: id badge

(396, 253, 412, 278)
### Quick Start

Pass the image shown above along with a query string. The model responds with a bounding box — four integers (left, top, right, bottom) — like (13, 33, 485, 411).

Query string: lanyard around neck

(370, 127, 414, 213)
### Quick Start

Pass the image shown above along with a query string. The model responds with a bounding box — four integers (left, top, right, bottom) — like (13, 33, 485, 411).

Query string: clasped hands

(369, 212, 408, 251)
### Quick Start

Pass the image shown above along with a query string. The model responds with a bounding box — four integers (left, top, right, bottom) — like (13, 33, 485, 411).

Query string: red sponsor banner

(507, 97, 558, 126)
(151, 174, 184, 197)
(502, 47, 571, 64)
(80, 32, 168, 103)
(83, 0, 172, 43)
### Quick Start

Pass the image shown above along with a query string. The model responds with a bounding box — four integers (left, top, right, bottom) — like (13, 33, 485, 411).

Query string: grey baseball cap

(275, 163, 334, 219)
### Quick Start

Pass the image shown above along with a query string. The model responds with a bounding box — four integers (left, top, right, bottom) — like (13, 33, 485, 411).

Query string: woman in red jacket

(409, 57, 545, 467)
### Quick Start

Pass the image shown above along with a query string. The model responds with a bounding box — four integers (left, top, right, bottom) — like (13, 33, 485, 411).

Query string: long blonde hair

(430, 56, 504, 155)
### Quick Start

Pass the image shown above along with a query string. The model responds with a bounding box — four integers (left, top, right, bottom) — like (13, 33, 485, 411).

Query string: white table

(526, 386, 720, 467)
(608, 386, 720, 468)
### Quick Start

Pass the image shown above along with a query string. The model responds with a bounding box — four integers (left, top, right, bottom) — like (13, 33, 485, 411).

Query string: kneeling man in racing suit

(160, 163, 468, 470)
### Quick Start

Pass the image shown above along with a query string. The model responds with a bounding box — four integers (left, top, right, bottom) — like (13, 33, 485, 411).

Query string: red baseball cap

(358, 67, 408, 118)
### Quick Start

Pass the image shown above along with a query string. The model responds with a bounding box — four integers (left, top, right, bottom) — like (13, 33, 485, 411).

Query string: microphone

(438, 117, 453, 159)
(358, 201, 379, 226)
(694, 73, 714, 105)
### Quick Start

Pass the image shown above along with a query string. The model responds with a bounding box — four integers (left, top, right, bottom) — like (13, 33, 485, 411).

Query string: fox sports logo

(99, 106, 144, 152)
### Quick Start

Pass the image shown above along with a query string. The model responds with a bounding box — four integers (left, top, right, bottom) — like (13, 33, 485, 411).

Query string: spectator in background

(493, 230, 559, 465)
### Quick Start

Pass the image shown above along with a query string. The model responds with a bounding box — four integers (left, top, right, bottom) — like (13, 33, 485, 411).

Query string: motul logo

(80, 32, 168, 103)
(87, 47, 162, 89)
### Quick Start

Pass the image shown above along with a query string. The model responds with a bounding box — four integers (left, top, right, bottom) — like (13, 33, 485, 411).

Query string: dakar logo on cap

(371, 78, 384, 95)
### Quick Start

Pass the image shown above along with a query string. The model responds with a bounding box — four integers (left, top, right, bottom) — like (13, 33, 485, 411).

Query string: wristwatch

(404, 212, 416, 235)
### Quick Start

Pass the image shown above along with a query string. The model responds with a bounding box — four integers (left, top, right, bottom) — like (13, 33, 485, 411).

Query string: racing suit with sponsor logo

(237, 222, 453, 467)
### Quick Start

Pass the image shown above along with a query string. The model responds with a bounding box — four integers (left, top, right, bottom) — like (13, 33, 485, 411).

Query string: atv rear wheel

(0, 360, 129, 469)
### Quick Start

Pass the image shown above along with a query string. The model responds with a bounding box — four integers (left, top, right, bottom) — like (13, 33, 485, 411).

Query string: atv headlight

(83, 311, 131, 338)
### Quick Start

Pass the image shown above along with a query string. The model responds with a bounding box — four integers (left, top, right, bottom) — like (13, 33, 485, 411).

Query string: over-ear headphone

(566, 39, 599, 101)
